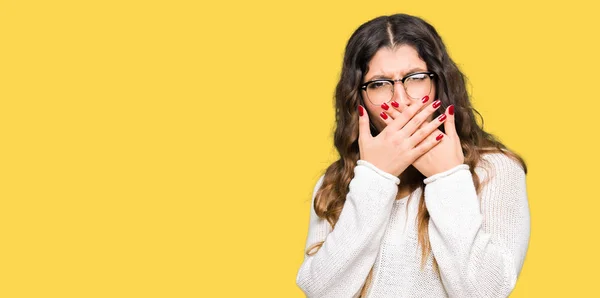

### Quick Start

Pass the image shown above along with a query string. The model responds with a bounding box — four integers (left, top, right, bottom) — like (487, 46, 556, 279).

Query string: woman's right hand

(357, 98, 447, 177)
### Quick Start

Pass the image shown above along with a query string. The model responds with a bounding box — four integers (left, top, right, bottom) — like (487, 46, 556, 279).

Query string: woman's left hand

(413, 105, 465, 178)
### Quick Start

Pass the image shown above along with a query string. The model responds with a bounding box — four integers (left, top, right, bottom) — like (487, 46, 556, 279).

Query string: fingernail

(449, 105, 455, 115)
(422, 95, 429, 104)
(432, 100, 441, 109)
(438, 114, 447, 122)
(391, 101, 399, 108)
(436, 134, 444, 141)
(381, 103, 389, 110)
(358, 105, 364, 116)
(380, 112, 388, 120)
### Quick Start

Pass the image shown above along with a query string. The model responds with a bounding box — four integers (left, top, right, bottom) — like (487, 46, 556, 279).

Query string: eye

(367, 81, 389, 89)
(406, 73, 428, 81)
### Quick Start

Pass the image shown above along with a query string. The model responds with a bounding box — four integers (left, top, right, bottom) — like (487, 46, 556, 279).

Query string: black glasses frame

(359, 71, 436, 102)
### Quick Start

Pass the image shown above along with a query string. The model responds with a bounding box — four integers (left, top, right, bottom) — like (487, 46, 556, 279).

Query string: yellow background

(1, 0, 598, 297)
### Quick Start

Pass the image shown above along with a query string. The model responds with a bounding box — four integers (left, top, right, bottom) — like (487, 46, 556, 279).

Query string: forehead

(365, 45, 426, 78)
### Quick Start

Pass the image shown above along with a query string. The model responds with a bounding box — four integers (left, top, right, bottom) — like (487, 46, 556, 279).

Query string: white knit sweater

(296, 153, 530, 298)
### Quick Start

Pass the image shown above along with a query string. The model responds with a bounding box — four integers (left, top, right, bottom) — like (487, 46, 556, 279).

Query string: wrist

(357, 160, 401, 185)
(423, 163, 469, 184)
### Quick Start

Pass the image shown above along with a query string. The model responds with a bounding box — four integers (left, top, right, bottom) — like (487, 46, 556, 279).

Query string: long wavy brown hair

(304, 14, 527, 296)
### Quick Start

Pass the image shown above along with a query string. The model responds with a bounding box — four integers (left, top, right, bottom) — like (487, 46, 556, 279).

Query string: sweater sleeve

(296, 160, 400, 298)
(423, 153, 531, 298)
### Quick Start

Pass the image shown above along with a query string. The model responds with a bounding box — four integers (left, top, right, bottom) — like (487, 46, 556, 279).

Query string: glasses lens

(366, 81, 393, 105)
(405, 73, 432, 99)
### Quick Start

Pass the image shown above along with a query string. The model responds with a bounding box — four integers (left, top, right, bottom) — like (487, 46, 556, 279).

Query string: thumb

(358, 105, 372, 142)
(443, 104, 458, 138)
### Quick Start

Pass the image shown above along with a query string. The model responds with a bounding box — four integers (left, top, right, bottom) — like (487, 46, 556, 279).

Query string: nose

(390, 81, 412, 111)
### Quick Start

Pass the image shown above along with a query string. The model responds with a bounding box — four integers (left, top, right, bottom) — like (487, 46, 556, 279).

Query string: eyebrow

(365, 67, 428, 82)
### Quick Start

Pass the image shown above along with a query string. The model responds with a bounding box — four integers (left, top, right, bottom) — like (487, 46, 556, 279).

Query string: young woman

(296, 14, 530, 298)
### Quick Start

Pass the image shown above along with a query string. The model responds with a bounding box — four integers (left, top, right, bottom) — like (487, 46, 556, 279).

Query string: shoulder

(313, 174, 326, 199)
(475, 150, 527, 187)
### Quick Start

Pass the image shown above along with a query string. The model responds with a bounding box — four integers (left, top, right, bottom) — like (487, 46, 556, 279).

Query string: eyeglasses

(360, 72, 435, 106)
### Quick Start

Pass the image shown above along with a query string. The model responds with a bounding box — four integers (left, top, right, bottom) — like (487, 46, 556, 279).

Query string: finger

(386, 95, 432, 132)
(407, 110, 447, 148)
(398, 99, 442, 137)
(392, 100, 408, 113)
(411, 130, 445, 158)
(443, 105, 458, 138)
(378, 108, 394, 125)
(380, 101, 402, 120)
(358, 105, 372, 141)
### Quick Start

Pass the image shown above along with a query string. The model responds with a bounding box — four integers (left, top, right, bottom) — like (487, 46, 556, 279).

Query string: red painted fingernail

(436, 134, 444, 141)
(380, 112, 388, 120)
(438, 114, 447, 122)
(421, 95, 429, 103)
(391, 101, 399, 108)
(381, 103, 389, 110)
(432, 100, 441, 109)
(358, 105, 364, 116)
(449, 105, 455, 115)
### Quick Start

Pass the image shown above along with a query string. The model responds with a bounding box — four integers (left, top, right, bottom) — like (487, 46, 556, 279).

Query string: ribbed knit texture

(296, 153, 530, 298)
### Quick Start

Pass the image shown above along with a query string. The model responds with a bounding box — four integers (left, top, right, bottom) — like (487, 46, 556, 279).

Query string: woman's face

(361, 45, 436, 132)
